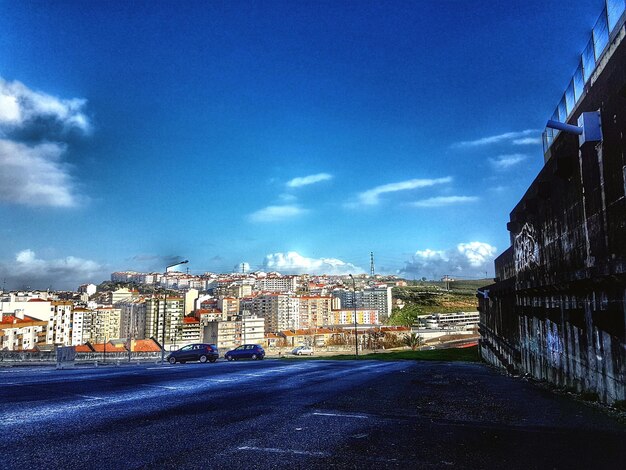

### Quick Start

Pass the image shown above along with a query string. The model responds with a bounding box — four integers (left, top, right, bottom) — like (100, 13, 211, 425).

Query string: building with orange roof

(0, 315, 47, 351)
(181, 316, 201, 343)
(130, 338, 162, 352)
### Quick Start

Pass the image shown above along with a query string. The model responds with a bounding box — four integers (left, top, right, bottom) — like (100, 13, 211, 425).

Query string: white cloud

(1, 249, 104, 290)
(357, 177, 452, 206)
(410, 195, 479, 208)
(454, 129, 539, 148)
(0, 77, 91, 208)
(489, 153, 527, 170)
(400, 241, 497, 278)
(263, 251, 365, 275)
(0, 77, 90, 136)
(512, 137, 542, 145)
(278, 193, 298, 203)
(286, 173, 333, 188)
(0, 139, 82, 207)
(248, 205, 307, 222)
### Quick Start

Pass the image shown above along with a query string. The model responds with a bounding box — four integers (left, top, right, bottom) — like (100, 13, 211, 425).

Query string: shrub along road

(0, 359, 623, 468)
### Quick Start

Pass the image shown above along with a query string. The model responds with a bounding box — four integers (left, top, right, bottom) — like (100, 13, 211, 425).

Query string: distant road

(0, 360, 623, 469)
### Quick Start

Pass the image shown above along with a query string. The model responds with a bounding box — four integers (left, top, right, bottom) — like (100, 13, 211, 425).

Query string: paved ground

(0, 359, 623, 469)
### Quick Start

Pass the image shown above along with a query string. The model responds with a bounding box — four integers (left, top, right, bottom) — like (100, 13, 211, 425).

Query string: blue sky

(0, 0, 605, 289)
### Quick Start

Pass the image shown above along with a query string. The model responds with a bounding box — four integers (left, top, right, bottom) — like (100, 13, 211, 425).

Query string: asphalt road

(0, 359, 623, 469)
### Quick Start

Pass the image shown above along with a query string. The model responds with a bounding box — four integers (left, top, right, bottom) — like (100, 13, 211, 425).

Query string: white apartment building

(71, 307, 93, 345)
(145, 297, 184, 347)
(240, 313, 265, 345)
(46, 301, 74, 345)
(254, 275, 298, 293)
(203, 314, 265, 350)
(332, 284, 392, 320)
(78, 284, 97, 296)
(0, 315, 47, 350)
(241, 293, 299, 332)
(0, 294, 52, 321)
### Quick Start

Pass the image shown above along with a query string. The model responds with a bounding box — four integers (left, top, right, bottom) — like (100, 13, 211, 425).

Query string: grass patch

(281, 346, 481, 363)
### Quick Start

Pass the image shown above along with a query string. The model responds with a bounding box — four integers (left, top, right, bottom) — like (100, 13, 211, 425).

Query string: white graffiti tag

(514, 223, 539, 272)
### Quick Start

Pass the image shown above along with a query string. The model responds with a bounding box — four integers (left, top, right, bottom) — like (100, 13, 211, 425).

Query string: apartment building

(71, 307, 92, 345)
(203, 314, 265, 350)
(46, 301, 73, 345)
(332, 284, 392, 320)
(117, 298, 147, 340)
(242, 293, 299, 332)
(328, 309, 379, 326)
(145, 296, 184, 346)
(0, 294, 51, 321)
(254, 275, 298, 293)
(298, 295, 332, 328)
(0, 315, 47, 351)
(217, 297, 240, 318)
(181, 316, 201, 343)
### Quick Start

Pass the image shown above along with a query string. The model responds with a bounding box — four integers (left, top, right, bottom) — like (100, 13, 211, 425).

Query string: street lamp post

(161, 260, 189, 364)
(349, 274, 358, 358)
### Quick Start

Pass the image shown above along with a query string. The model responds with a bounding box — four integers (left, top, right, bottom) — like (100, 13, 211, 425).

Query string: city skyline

(0, 1, 605, 290)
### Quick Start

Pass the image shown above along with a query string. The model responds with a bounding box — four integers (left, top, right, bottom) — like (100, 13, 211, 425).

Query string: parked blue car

(167, 343, 219, 364)
(225, 344, 265, 361)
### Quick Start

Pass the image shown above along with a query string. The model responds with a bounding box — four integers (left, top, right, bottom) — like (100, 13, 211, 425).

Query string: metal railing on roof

(542, 0, 626, 153)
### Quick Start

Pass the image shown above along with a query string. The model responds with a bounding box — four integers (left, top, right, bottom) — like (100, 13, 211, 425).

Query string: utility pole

(349, 274, 358, 358)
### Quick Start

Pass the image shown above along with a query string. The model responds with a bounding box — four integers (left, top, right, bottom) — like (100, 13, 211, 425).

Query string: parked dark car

(224, 344, 265, 361)
(167, 343, 219, 364)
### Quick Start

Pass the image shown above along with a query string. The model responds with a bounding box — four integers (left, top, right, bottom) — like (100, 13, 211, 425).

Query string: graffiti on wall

(514, 223, 539, 273)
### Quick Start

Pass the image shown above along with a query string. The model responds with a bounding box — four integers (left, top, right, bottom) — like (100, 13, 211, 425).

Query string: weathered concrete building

(479, 3, 626, 404)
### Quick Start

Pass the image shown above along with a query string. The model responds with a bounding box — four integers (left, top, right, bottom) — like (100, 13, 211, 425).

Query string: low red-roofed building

(0, 315, 48, 351)
(130, 338, 162, 352)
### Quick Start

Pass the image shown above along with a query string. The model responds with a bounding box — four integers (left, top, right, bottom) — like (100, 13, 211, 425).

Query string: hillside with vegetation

(387, 279, 489, 326)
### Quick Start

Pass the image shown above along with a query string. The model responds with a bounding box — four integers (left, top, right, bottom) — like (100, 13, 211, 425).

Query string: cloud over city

(400, 241, 497, 278)
(0, 249, 104, 290)
(410, 195, 479, 208)
(248, 205, 307, 222)
(453, 129, 540, 148)
(0, 77, 91, 207)
(286, 173, 333, 188)
(356, 177, 452, 206)
(489, 153, 528, 170)
(263, 251, 365, 275)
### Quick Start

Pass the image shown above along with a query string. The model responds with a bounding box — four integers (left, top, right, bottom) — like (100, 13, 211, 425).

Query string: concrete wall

(479, 22, 626, 404)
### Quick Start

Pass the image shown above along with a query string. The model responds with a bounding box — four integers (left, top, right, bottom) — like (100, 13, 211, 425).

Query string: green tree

(403, 332, 424, 351)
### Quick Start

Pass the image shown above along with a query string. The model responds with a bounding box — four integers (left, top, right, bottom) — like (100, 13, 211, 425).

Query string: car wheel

(226, 355, 233, 361)
(199, 355, 208, 363)
(169, 357, 176, 364)
(251, 354, 257, 360)
(209, 358, 217, 363)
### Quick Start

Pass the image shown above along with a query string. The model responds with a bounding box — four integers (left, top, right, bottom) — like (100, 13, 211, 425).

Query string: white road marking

(312, 412, 368, 419)
(237, 446, 329, 457)
(140, 384, 178, 390)
(75, 395, 103, 400)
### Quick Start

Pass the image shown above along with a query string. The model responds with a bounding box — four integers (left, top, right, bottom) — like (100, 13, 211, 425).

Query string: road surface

(0, 359, 623, 468)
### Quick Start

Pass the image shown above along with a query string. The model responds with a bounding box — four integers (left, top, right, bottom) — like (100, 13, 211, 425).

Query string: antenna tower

(370, 252, 375, 277)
